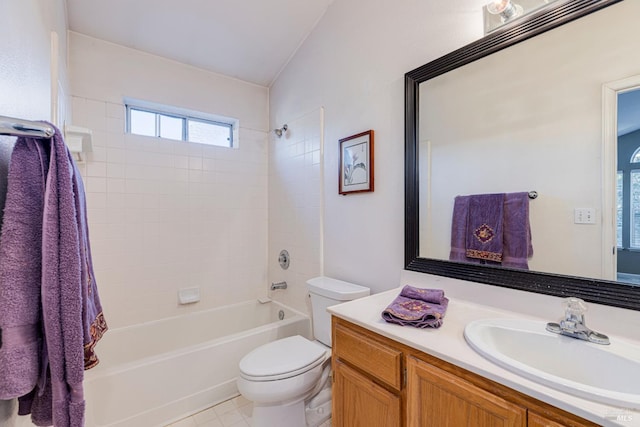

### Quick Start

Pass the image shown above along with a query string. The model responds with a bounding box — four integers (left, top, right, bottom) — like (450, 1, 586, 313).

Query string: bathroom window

(125, 100, 236, 147)
(617, 171, 623, 248)
(631, 170, 640, 249)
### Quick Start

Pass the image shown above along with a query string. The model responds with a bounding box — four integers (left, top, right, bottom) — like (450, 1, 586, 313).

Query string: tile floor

(165, 395, 332, 427)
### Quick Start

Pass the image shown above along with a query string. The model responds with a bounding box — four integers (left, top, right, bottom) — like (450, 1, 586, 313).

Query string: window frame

(125, 101, 236, 148)
(630, 169, 640, 250)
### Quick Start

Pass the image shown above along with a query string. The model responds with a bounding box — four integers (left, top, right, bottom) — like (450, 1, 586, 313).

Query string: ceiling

(65, 0, 335, 87)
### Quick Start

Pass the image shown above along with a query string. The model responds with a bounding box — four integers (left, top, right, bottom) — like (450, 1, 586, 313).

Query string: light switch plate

(574, 208, 596, 224)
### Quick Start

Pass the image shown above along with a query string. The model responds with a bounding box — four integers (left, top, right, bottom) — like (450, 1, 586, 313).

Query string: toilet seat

(239, 335, 328, 382)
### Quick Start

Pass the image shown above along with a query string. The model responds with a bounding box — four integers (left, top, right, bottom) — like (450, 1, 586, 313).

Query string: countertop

(328, 286, 640, 427)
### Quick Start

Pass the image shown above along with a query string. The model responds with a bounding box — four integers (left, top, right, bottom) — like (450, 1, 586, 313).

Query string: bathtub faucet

(270, 281, 288, 291)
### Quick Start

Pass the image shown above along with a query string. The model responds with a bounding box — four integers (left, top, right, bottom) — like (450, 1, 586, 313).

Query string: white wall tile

(86, 162, 107, 177)
(106, 102, 125, 120)
(69, 33, 269, 329)
(268, 109, 323, 315)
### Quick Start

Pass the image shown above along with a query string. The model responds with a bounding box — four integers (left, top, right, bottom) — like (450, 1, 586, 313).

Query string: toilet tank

(306, 276, 370, 347)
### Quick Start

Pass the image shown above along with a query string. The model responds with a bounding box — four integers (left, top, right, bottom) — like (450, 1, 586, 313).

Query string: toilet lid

(239, 335, 328, 381)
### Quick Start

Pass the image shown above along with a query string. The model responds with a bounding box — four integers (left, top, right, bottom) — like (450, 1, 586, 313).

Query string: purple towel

(449, 196, 482, 263)
(450, 192, 533, 269)
(398, 285, 445, 304)
(9, 125, 107, 427)
(502, 192, 533, 270)
(75, 160, 108, 370)
(0, 138, 49, 399)
(381, 287, 449, 328)
(465, 194, 505, 262)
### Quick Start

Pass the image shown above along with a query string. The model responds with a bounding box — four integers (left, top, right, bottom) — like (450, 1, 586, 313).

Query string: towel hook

(528, 191, 538, 199)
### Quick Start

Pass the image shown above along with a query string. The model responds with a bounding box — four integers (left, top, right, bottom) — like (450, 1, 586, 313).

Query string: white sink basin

(464, 318, 640, 408)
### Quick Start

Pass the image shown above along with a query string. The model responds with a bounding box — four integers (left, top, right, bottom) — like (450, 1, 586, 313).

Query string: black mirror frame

(403, 0, 640, 310)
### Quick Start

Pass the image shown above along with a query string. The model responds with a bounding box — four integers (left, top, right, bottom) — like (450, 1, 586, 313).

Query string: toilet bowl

(237, 336, 331, 427)
(237, 276, 370, 427)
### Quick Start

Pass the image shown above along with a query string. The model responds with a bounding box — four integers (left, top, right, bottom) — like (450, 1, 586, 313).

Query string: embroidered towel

(381, 287, 449, 328)
(465, 193, 505, 262)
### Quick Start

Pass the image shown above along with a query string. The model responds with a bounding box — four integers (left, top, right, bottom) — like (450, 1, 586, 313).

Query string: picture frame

(339, 130, 374, 195)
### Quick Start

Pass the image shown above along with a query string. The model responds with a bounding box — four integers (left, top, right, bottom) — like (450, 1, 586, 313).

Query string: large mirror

(405, 0, 640, 310)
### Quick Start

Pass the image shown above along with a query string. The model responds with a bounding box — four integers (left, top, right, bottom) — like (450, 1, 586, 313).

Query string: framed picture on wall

(339, 130, 374, 195)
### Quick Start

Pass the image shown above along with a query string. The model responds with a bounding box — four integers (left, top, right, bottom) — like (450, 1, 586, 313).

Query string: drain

(278, 310, 285, 320)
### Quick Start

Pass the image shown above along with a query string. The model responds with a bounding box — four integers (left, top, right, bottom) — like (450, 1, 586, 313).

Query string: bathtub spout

(270, 281, 288, 290)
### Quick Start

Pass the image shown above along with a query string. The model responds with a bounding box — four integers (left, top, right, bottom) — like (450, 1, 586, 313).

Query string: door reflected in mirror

(616, 87, 640, 285)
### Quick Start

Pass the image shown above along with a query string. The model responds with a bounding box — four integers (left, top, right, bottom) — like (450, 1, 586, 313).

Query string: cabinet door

(528, 411, 597, 427)
(333, 360, 401, 427)
(528, 412, 566, 427)
(406, 356, 526, 427)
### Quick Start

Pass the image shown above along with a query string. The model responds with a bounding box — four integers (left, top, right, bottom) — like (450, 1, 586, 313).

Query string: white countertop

(328, 286, 640, 427)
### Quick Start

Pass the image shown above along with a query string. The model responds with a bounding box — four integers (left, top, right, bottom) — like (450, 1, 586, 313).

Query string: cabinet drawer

(333, 322, 402, 390)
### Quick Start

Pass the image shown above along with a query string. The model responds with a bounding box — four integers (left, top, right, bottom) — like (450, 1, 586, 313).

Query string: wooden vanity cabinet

(333, 361, 401, 427)
(407, 355, 525, 427)
(527, 412, 572, 427)
(332, 318, 403, 427)
(331, 317, 598, 427)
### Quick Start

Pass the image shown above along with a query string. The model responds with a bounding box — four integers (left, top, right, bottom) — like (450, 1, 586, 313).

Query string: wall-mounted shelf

(64, 124, 93, 162)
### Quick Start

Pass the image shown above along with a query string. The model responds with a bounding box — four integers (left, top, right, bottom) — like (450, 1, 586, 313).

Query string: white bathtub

(84, 300, 311, 427)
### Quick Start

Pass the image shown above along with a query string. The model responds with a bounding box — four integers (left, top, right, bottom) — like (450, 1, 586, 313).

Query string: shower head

(274, 124, 288, 138)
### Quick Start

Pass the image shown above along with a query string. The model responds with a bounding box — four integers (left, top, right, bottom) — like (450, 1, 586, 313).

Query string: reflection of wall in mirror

(418, 0, 639, 280)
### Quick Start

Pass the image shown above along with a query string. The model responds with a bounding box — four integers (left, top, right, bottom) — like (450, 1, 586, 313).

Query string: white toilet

(237, 276, 370, 427)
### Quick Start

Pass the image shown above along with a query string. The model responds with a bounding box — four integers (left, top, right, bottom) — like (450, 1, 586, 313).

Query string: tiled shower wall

(268, 109, 323, 315)
(70, 33, 269, 329)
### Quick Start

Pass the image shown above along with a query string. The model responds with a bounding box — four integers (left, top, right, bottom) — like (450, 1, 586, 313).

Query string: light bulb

(486, 0, 511, 15)
(485, 0, 522, 22)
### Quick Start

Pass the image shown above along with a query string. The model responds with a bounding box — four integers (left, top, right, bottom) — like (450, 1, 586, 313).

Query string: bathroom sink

(464, 318, 640, 408)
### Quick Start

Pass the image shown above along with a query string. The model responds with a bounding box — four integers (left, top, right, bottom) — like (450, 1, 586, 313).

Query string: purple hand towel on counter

(381, 286, 449, 328)
(398, 285, 445, 304)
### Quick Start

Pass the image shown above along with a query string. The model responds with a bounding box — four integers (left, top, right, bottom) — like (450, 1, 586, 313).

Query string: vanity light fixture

(484, 0, 557, 34)
(486, 0, 523, 21)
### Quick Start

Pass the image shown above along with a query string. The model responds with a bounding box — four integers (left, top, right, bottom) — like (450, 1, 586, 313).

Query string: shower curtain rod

(0, 115, 55, 138)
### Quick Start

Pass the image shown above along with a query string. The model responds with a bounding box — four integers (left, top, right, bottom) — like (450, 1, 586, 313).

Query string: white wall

(270, 0, 490, 294)
(270, 0, 638, 292)
(268, 108, 323, 314)
(0, 0, 68, 122)
(69, 33, 270, 328)
(0, 1, 68, 425)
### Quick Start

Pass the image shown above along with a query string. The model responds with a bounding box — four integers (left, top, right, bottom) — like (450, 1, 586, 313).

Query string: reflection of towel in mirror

(449, 195, 476, 262)
(502, 192, 533, 270)
(465, 194, 505, 262)
(381, 286, 449, 328)
(449, 192, 533, 269)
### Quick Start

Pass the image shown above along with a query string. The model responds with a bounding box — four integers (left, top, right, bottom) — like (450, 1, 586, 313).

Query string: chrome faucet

(546, 297, 610, 345)
(270, 281, 288, 291)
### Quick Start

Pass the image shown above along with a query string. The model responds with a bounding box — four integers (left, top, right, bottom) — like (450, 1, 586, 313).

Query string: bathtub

(84, 300, 311, 427)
